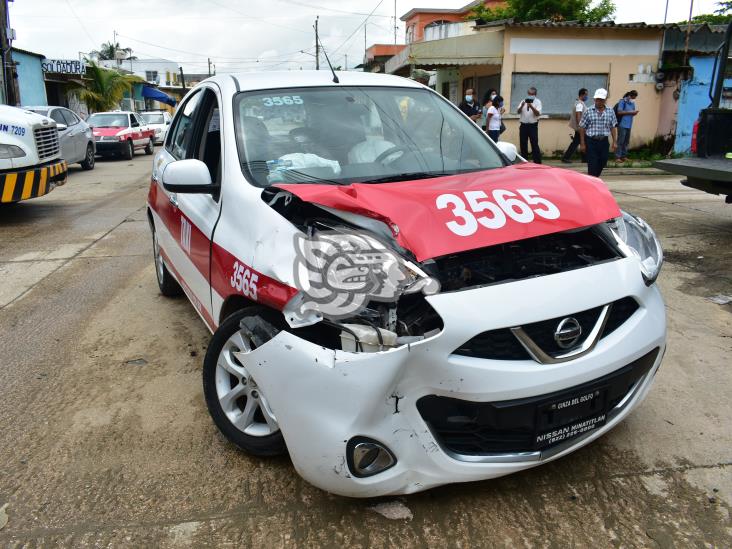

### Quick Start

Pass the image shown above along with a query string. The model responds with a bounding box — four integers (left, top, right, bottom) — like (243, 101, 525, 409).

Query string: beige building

(387, 20, 667, 156)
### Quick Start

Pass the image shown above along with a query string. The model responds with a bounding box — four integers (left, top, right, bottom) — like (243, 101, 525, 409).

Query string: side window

(167, 90, 203, 160)
(61, 109, 79, 126)
(130, 114, 140, 127)
(50, 109, 66, 125)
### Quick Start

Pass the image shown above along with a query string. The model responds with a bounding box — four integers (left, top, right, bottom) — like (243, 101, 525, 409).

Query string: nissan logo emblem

(554, 317, 582, 349)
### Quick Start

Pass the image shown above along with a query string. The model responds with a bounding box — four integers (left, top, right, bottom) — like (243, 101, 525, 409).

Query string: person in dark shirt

(458, 88, 482, 123)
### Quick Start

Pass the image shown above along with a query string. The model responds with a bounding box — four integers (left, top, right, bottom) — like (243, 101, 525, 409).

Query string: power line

(331, 0, 386, 55)
(205, 0, 310, 34)
(272, 0, 391, 18)
(64, 0, 97, 48)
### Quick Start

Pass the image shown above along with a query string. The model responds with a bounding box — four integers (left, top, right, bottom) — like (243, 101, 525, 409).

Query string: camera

(525, 97, 534, 104)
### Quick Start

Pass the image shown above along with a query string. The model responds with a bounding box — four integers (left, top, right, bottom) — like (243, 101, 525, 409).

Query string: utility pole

(207, 57, 211, 77)
(0, 0, 8, 104)
(683, 0, 694, 67)
(113, 29, 120, 69)
(663, 0, 670, 24)
(394, 0, 397, 45)
(315, 16, 320, 70)
(179, 67, 186, 91)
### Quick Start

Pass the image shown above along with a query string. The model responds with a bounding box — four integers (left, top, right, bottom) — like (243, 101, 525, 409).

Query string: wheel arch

(218, 294, 260, 325)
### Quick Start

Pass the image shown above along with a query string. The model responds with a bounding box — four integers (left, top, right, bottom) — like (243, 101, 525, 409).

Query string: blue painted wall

(675, 56, 732, 154)
(13, 51, 47, 106)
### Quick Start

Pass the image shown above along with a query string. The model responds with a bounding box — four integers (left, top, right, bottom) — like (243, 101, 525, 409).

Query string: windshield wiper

(359, 172, 451, 184)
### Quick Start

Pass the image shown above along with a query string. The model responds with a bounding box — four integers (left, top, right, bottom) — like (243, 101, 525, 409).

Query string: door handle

(169, 194, 178, 208)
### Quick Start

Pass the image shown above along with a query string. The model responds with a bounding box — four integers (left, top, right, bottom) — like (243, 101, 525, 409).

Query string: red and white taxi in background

(147, 71, 666, 498)
(87, 111, 155, 159)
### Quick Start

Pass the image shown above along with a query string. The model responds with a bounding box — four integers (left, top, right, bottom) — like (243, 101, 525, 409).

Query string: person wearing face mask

(481, 89, 497, 131)
(458, 88, 482, 123)
(485, 95, 505, 142)
(516, 86, 543, 163)
(562, 88, 589, 163)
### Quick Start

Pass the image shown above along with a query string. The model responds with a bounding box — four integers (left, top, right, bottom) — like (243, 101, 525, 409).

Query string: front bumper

(0, 160, 68, 203)
(244, 257, 667, 497)
(95, 140, 128, 155)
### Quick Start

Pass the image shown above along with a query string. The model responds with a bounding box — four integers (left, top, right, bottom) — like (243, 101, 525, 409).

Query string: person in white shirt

(485, 95, 504, 142)
(516, 86, 543, 163)
(562, 88, 589, 163)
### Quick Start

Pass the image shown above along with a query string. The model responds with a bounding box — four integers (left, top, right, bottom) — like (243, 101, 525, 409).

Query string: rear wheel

(80, 143, 95, 170)
(203, 308, 287, 457)
(145, 138, 154, 155)
(151, 224, 182, 297)
(123, 140, 134, 160)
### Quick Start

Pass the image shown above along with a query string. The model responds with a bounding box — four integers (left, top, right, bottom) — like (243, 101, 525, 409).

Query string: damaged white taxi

(147, 71, 666, 497)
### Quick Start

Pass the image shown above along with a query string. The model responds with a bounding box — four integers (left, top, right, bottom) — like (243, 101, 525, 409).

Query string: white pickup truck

(0, 104, 68, 204)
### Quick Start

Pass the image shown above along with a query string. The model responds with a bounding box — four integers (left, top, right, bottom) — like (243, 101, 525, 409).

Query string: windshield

(87, 113, 129, 127)
(142, 113, 165, 124)
(234, 86, 504, 186)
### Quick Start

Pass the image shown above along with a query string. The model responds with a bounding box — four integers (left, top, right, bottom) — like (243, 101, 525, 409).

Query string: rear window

(142, 113, 165, 124)
(87, 113, 129, 127)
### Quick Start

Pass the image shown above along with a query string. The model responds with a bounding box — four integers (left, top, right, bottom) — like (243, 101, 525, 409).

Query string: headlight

(0, 144, 26, 159)
(609, 210, 663, 284)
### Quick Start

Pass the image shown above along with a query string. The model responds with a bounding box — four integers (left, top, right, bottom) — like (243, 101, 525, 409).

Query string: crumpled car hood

(276, 164, 621, 262)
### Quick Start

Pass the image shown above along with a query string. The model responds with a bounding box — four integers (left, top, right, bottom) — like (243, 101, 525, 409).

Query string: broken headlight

(609, 211, 663, 284)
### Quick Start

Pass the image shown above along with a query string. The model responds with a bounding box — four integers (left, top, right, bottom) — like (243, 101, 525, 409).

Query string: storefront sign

(42, 59, 86, 75)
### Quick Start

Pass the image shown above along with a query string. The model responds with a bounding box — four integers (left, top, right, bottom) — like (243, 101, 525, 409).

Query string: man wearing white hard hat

(579, 88, 618, 177)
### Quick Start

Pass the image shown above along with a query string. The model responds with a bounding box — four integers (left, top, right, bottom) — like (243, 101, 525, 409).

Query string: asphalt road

(0, 155, 730, 547)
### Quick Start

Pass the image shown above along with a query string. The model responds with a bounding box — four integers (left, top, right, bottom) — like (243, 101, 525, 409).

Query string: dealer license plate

(534, 387, 608, 450)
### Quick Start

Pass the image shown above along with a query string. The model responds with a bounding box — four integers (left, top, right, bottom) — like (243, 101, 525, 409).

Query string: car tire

(151, 224, 182, 297)
(123, 140, 134, 160)
(145, 138, 154, 155)
(80, 143, 95, 170)
(203, 307, 287, 457)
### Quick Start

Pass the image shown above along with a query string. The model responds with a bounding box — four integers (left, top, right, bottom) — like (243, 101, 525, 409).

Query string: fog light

(347, 437, 396, 478)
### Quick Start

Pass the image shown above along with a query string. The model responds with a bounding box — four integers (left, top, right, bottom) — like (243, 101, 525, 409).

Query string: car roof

(201, 70, 425, 93)
(90, 111, 133, 115)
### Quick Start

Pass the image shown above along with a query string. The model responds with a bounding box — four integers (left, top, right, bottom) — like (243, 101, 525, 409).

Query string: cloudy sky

(9, 0, 722, 74)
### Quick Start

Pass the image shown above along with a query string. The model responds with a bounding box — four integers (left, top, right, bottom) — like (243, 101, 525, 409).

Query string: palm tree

(74, 62, 143, 113)
(89, 41, 137, 61)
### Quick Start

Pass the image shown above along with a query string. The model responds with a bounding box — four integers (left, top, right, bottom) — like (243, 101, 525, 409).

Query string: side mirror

(56, 123, 68, 131)
(162, 159, 216, 194)
(496, 141, 518, 163)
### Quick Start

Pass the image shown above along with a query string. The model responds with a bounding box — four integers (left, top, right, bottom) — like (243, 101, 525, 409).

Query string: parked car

(87, 111, 155, 160)
(140, 110, 173, 145)
(147, 71, 666, 498)
(24, 106, 95, 170)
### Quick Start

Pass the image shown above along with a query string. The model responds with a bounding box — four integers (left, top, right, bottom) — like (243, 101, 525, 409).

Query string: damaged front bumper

(243, 258, 666, 497)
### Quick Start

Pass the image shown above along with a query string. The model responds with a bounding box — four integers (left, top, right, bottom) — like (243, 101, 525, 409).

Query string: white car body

(24, 106, 95, 167)
(141, 110, 173, 144)
(0, 104, 68, 203)
(147, 71, 666, 497)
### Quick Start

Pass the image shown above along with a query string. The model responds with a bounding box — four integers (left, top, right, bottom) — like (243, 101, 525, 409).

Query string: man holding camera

(517, 86, 542, 164)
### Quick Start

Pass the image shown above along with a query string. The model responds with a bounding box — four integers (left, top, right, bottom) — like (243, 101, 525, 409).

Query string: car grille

(417, 347, 659, 456)
(454, 297, 639, 361)
(34, 127, 60, 161)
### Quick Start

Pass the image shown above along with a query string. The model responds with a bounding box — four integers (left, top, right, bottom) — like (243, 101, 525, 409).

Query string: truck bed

(654, 157, 732, 183)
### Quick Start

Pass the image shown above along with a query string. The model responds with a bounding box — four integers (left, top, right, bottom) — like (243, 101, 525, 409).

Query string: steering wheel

(374, 145, 409, 165)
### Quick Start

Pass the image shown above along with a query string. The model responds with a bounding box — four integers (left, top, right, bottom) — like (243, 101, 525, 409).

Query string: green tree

(89, 41, 137, 61)
(688, 1, 732, 24)
(74, 62, 142, 113)
(468, 0, 616, 23)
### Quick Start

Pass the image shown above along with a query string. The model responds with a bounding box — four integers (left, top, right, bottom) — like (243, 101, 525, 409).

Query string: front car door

(151, 87, 223, 329)
(61, 109, 86, 162)
(50, 108, 75, 162)
(130, 113, 143, 149)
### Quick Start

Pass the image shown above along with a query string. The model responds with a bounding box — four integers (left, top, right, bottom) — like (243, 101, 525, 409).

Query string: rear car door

(61, 109, 86, 162)
(151, 88, 223, 328)
(130, 114, 144, 148)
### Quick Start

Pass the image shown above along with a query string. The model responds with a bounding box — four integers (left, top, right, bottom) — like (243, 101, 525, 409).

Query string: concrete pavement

(0, 157, 730, 547)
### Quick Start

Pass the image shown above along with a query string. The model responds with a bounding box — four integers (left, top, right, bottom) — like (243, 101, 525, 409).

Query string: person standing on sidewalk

(562, 88, 588, 163)
(579, 88, 618, 177)
(486, 95, 504, 142)
(517, 87, 542, 163)
(458, 88, 482, 123)
(615, 90, 639, 162)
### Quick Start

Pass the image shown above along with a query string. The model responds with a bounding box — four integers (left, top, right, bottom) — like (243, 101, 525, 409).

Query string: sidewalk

(544, 159, 670, 176)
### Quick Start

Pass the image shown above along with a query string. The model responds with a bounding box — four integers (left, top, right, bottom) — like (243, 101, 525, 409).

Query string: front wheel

(123, 140, 134, 160)
(145, 138, 154, 155)
(203, 308, 287, 457)
(80, 143, 95, 170)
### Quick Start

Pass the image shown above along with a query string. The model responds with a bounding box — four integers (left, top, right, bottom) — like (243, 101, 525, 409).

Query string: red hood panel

(92, 126, 126, 136)
(276, 164, 621, 261)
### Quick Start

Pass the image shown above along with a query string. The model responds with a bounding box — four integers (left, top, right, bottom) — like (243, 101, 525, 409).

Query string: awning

(142, 85, 176, 106)
(386, 30, 504, 74)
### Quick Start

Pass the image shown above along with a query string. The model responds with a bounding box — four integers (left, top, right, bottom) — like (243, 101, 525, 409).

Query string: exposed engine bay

(262, 187, 623, 353)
